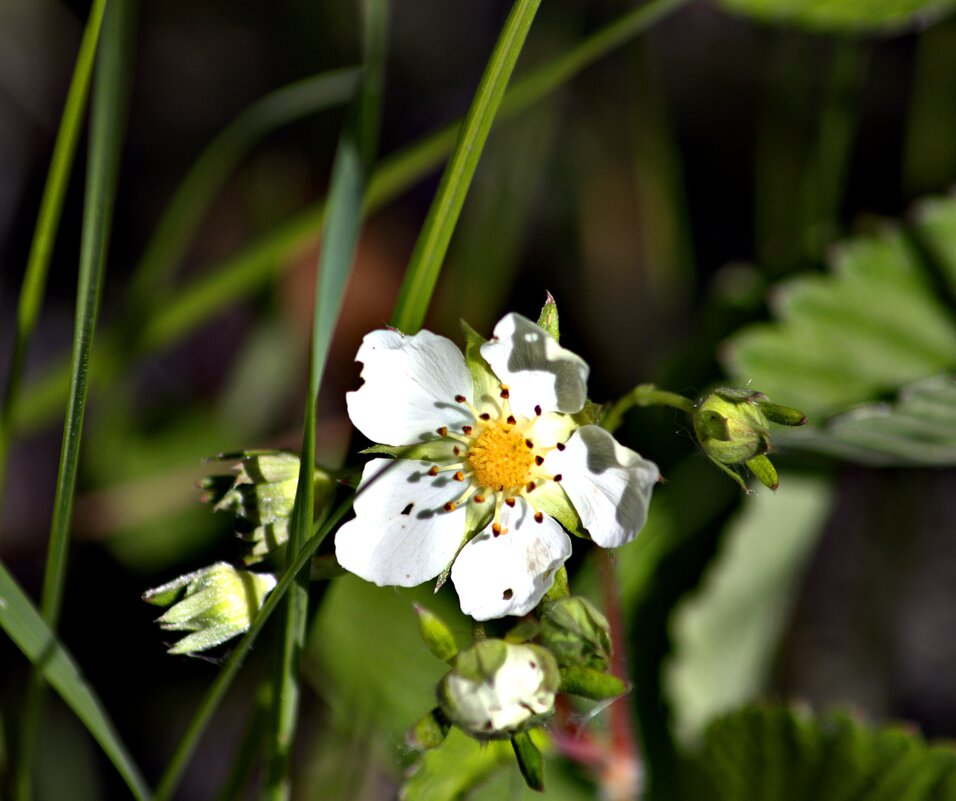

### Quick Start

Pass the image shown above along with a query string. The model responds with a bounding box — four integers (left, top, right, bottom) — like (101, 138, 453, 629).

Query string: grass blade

(389, 0, 542, 334)
(126, 66, 361, 312)
(15, 0, 134, 795)
(10, 0, 694, 438)
(0, 561, 150, 800)
(0, 0, 109, 521)
(262, 2, 387, 796)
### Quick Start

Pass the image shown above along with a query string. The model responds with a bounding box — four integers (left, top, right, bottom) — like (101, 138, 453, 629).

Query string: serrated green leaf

(666, 476, 833, 743)
(718, 0, 956, 32)
(725, 205, 956, 420)
(780, 374, 956, 466)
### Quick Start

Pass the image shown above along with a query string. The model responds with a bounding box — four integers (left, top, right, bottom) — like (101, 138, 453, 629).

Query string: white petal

(546, 425, 659, 548)
(335, 459, 466, 587)
(347, 329, 474, 446)
(480, 313, 589, 418)
(451, 498, 571, 620)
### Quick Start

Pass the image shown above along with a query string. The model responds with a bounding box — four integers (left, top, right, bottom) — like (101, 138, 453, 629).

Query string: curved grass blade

(127, 66, 361, 311)
(15, 0, 134, 795)
(0, 0, 109, 521)
(10, 0, 694, 437)
(262, 0, 387, 795)
(0, 561, 150, 800)
(389, 0, 542, 334)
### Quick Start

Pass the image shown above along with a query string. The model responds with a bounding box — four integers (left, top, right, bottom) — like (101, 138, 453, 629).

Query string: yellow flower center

(467, 423, 534, 493)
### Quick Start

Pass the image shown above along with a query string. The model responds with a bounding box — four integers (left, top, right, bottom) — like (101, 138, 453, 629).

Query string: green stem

(390, 0, 543, 334)
(0, 0, 109, 528)
(153, 497, 355, 801)
(602, 384, 695, 433)
(15, 0, 132, 796)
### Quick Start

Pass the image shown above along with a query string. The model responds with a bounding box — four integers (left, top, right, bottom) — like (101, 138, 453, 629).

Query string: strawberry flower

(336, 312, 659, 620)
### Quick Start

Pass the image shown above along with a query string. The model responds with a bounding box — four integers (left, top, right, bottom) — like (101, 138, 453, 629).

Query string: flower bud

(539, 597, 612, 671)
(407, 708, 451, 750)
(201, 451, 335, 564)
(438, 640, 559, 739)
(143, 562, 276, 655)
(415, 604, 459, 663)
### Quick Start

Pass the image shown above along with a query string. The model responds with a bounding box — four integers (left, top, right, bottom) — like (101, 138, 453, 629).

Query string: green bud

(558, 665, 628, 700)
(143, 562, 276, 655)
(755, 401, 808, 427)
(439, 641, 559, 740)
(511, 731, 545, 792)
(539, 597, 612, 671)
(415, 604, 459, 663)
(746, 455, 779, 491)
(536, 292, 560, 341)
(407, 708, 451, 750)
(694, 392, 771, 465)
(202, 451, 335, 564)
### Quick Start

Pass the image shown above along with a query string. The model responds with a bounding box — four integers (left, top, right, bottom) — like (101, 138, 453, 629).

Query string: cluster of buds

(409, 596, 626, 791)
(693, 387, 807, 491)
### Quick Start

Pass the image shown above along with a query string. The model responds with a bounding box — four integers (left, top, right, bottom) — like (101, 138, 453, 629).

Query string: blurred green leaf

(0, 561, 150, 800)
(401, 729, 515, 801)
(683, 706, 956, 801)
(719, 0, 956, 32)
(781, 373, 956, 465)
(665, 475, 833, 743)
(724, 200, 956, 419)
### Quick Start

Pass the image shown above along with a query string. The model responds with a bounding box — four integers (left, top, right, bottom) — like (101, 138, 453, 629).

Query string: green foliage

(683, 705, 956, 801)
(725, 198, 956, 420)
(719, 0, 956, 32)
(401, 729, 515, 801)
(0, 561, 150, 800)
(665, 476, 833, 743)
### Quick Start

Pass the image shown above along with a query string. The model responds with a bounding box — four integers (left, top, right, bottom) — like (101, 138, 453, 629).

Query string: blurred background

(2, 0, 956, 798)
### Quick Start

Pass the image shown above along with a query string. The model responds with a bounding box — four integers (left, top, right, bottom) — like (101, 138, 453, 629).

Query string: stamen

(474, 494, 486, 504)
(443, 501, 456, 512)
(526, 481, 536, 493)
(506, 415, 517, 425)
(534, 405, 542, 416)
(436, 426, 448, 437)
(454, 394, 466, 403)
(534, 512, 544, 524)
(556, 442, 566, 451)
(453, 471, 465, 482)
(525, 439, 534, 448)
(504, 497, 516, 508)
(462, 425, 473, 435)
(453, 446, 461, 456)
(479, 413, 491, 421)
(428, 466, 439, 476)
(553, 474, 563, 482)
(500, 387, 510, 399)
(492, 523, 503, 536)
(534, 455, 544, 466)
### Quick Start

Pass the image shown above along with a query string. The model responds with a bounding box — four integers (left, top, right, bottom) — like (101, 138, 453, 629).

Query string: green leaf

(0, 561, 150, 800)
(683, 706, 956, 801)
(780, 373, 956, 466)
(718, 0, 956, 32)
(389, 0, 544, 334)
(666, 476, 833, 743)
(401, 729, 515, 801)
(724, 203, 956, 420)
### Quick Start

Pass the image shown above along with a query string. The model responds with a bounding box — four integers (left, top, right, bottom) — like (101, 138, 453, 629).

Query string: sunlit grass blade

(15, 0, 133, 796)
(389, 0, 541, 333)
(0, 561, 151, 800)
(153, 496, 356, 801)
(0, 0, 109, 520)
(262, 2, 387, 796)
(127, 66, 361, 311)
(10, 0, 694, 438)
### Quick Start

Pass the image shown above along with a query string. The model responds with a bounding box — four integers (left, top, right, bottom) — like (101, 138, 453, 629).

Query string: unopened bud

(539, 597, 611, 670)
(559, 665, 628, 700)
(536, 293, 560, 342)
(694, 392, 771, 465)
(415, 604, 458, 663)
(407, 708, 451, 750)
(439, 640, 559, 739)
(143, 562, 276, 655)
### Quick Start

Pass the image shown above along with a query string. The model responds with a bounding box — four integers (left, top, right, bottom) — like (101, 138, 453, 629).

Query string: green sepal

(504, 617, 540, 644)
(746, 455, 779, 491)
(559, 666, 628, 700)
(541, 565, 570, 603)
(696, 409, 731, 442)
(706, 456, 751, 493)
(408, 708, 451, 751)
(461, 319, 501, 409)
(572, 399, 607, 427)
(536, 293, 560, 342)
(539, 596, 612, 670)
(452, 638, 508, 682)
(533, 483, 588, 540)
(511, 731, 545, 792)
(415, 604, 459, 663)
(755, 401, 809, 427)
(360, 440, 455, 462)
(713, 387, 762, 403)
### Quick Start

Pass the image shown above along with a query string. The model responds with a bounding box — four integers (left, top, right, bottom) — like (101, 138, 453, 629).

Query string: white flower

(336, 312, 659, 620)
